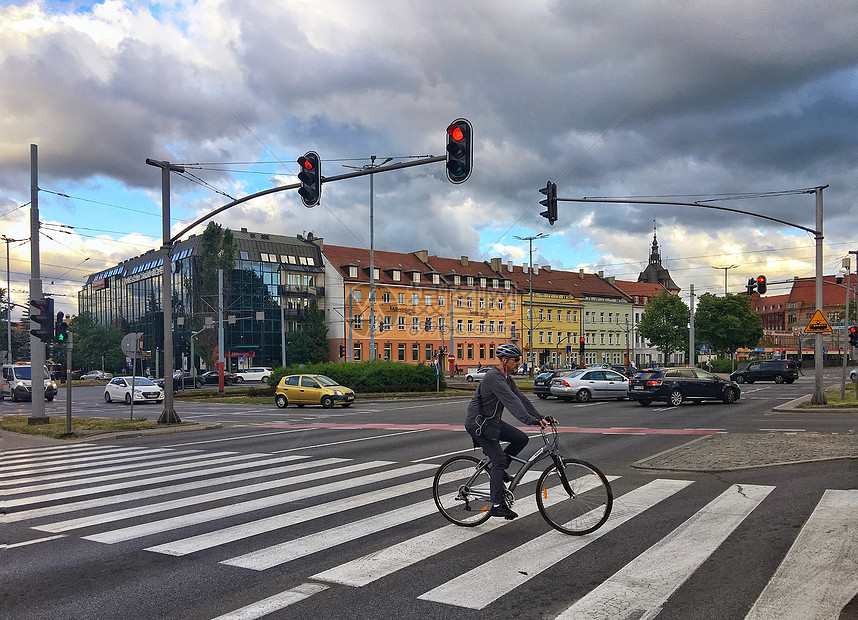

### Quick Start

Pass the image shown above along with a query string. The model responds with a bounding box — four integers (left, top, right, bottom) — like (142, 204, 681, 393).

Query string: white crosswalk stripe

(5, 444, 856, 620)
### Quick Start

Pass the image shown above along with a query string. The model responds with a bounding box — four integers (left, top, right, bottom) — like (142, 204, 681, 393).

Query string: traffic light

(746, 278, 757, 296)
(539, 181, 558, 225)
(849, 325, 857, 348)
(756, 275, 767, 295)
(579, 336, 586, 354)
(445, 118, 473, 184)
(30, 297, 54, 343)
(55, 312, 69, 343)
(339, 344, 346, 358)
(297, 151, 321, 207)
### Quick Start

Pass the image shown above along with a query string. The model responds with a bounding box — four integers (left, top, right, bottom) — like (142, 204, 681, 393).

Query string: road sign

(804, 310, 833, 334)
(121, 332, 144, 357)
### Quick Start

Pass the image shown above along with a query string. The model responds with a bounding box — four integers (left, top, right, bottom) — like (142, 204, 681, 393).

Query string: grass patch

(798, 389, 858, 409)
(0, 415, 162, 440)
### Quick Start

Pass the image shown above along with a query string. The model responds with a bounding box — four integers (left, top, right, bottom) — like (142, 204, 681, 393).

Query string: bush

(269, 360, 443, 393)
(699, 358, 734, 373)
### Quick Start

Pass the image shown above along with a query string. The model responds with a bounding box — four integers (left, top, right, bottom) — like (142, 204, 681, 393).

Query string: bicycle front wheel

(433, 455, 492, 527)
(536, 459, 612, 535)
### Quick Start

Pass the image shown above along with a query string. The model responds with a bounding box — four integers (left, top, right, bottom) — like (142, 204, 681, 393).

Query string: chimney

(543, 265, 551, 273)
(460, 256, 469, 266)
(579, 269, 585, 279)
(507, 260, 513, 272)
(598, 270, 604, 278)
(490, 257, 502, 272)
(534, 264, 539, 275)
(522, 263, 529, 274)
(607, 276, 615, 284)
(414, 250, 429, 263)
(312, 237, 324, 250)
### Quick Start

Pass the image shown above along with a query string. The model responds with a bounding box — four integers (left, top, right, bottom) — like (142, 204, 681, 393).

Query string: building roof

(322, 245, 444, 286)
(785, 274, 856, 309)
(611, 280, 670, 303)
(753, 293, 790, 314)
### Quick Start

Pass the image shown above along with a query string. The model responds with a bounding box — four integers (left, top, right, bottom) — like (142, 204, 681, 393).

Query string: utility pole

(811, 187, 826, 404)
(689, 284, 696, 367)
(3, 235, 27, 364)
(28, 144, 48, 425)
(145, 158, 184, 423)
(514, 233, 548, 376)
(712, 264, 738, 295)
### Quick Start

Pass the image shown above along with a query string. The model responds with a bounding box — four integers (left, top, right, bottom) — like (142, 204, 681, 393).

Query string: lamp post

(514, 232, 548, 376)
(712, 264, 738, 295)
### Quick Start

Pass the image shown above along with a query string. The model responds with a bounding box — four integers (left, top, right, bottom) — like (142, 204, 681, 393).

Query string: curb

(1, 422, 222, 450)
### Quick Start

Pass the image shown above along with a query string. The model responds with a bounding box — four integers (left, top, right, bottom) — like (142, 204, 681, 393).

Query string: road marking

(553, 483, 774, 620)
(744, 489, 858, 620)
(0, 534, 66, 549)
(211, 582, 328, 620)
(418, 478, 688, 609)
(167, 427, 317, 447)
(270, 429, 430, 453)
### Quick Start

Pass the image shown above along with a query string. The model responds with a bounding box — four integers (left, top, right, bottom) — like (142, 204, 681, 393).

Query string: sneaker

(489, 504, 518, 520)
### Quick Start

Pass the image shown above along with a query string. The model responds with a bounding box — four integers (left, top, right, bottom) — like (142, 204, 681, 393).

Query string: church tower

(637, 222, 680, 293)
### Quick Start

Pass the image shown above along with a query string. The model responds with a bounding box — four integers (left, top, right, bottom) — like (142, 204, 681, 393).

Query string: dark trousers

(469, 420, 529, 505)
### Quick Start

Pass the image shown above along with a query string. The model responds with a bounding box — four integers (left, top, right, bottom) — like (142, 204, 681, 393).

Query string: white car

(465, 367, 491, 382)
(104, 376, 164, 404)
(234, 367, 273, 383)
(550, 368, 629, 402)
(81, 371, 112, 381)
(851, 368, 857, 384)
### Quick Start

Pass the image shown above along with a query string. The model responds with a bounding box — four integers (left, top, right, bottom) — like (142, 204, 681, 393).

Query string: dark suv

(730, 360, 798, 384)
(628, 367, 740, 406)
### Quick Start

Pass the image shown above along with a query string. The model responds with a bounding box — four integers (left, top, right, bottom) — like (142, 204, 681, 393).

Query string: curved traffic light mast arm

(169, 155, 444, 245)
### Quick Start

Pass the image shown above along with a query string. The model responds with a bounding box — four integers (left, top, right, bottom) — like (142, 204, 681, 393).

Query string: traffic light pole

(29, 144, 48, 425)
(558, 186, 829, 404)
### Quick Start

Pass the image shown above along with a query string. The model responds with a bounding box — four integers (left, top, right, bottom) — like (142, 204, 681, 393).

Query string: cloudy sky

(2, 0, 857, 317)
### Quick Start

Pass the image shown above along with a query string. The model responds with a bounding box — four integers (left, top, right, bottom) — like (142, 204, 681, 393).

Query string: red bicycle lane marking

(253, 422, 722, 436)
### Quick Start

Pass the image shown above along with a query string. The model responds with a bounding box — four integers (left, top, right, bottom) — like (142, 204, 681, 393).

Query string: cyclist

(465, 343, 552, 519)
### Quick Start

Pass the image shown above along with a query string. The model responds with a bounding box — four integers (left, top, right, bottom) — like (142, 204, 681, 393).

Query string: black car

(200, 370, 238, 386)
(533, 368, 574, 399)
(627, 367, 740, 406)
(154, 371, 204, 392)
(730, 360, 798, 384)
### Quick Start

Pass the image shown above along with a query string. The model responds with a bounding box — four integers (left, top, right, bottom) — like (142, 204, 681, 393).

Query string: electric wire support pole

(28, 144, 48, 425)
(146, 158, 184, 424)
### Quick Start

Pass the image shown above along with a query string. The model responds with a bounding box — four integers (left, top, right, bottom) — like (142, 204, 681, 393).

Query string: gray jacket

(465, 367, 542, 431)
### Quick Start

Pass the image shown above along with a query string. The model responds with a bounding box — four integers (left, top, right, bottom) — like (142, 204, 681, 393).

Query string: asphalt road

(2, 370, 856, 620)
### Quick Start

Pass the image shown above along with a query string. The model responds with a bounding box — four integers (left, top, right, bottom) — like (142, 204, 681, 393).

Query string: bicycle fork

(551, 455, 576, 498)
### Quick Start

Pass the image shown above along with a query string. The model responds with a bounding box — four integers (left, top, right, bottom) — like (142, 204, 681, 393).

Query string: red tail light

(646, 380, 662, 387)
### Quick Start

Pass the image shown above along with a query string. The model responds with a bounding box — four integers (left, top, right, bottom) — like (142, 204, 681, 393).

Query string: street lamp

(514, 232, 548, 376)
(712, 264, 738, 295)
(344, 156, 393, 360)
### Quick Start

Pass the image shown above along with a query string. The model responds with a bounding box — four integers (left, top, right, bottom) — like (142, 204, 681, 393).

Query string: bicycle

(432, 420, 613, 535)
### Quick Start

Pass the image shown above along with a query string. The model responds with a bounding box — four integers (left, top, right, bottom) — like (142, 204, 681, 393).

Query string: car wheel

(466, 376, 474, 382)
(124, 393, 132, 405)
(536, 393, 548, 399)
(321, 395, 334, 408)
(638, 399, 652, 407)
(774, 374, 785, 384)
(104, 392, 112, 403)
(576, 389, 592, 403)
(722, 388, 738, 404)
(275, 394, 288, 408)
(668, 389, 684, 406)
(235, 376, 244, 383)
(734, 375, 745, 384)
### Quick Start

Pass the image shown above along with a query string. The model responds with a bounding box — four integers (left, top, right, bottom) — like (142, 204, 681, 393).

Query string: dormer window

(392, 270, 401, 281)
(467, 276, 474, 286)
(453, 275, 461, 285)
(432, 273, 440, 284)
(412, 272, 420, 283)
(348, 266, 358, 278)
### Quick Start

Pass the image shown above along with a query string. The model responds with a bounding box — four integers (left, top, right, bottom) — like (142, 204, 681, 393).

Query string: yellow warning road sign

(804, 310, 833, 333)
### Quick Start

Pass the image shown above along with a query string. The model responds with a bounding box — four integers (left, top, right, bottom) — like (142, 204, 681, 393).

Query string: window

(354, 290, 362, 302)
(439, 317, 445, 331)
(479, 344, 485, 358)
(456, 296, 463, 308)
(353, 343, 362, 361)
(489, 299, 495, 310)
(412, 343, 420, 361)
(412, 272, 421, 283)
(498, 298, 504, 310)
(240, 251, 249, 260)
(398, 293, 405, 304)
(426, 344, 433, 359)
(547, 309, 553, 322)
(499, 320, 505, 334)
(467, 319, 474, 332)
(425, 317, 433, 331)
(453, 275, 461, 285)
(398, 316, 406, 331)
(353, 315, 362, 330)
(412, 293, 419, 305)
(432, 274, 440, 284)
(467, 276, 474, 286)
(392, 270, 401, 281)
(479, 277, 486, 287)
(412, 317, 420, 331)
(398, 343, 405, 361)
(457, 319, 464, 332)
(539, 331, 544, 344)
(349, 266, 358, 278)
(479, 320, 486, 333)
(489, 320, 495, 333)
(467, 297, 473, 308)
(425, 295, 432, 306)
(467, 344, 474, 359)
(439, 295, 445, 306)
(383, 292, 391, 303)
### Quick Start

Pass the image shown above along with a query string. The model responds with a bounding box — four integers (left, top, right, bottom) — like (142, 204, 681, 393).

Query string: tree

(195, 222, 237, 367)
(694, 293, 763, 363)
(637, 291, 690, 361)
(66, 312, 126, 373)
(286, 298, 329, 365)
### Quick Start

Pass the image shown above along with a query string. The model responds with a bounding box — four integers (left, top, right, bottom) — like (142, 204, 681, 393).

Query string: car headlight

(332, 390, 343, 396)
(49, 381, 57, 389)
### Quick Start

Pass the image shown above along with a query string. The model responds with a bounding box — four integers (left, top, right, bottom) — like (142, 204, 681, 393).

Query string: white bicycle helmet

(496, 343, 523, 359)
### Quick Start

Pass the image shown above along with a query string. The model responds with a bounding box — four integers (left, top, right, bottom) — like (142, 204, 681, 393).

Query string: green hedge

(269, 360, 444, 393)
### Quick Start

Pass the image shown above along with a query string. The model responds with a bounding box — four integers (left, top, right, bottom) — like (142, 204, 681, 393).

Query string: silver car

(550, 368, 630, 402)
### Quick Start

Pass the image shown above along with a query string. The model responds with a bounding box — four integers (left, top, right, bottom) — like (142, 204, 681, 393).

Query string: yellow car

(275, 374, 356, 408)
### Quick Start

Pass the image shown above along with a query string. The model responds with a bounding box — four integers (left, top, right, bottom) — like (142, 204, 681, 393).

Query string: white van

(0, 363, 58, 402)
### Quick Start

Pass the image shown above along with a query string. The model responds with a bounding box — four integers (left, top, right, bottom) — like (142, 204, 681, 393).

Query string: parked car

(104, 376, 164, 404)
(275, 374, 356, 408)
(80, 370, 112, 381)
(154, 371, 203, 391)
(730, 360, 798, 384)
(465, 367, 491, 382)
(200, 370, 239, 386)
(234, 367, 273, 383)
(628, 367, 740, 406)
(609, 364, 637, 378)
(550, 368, 629, 402)
(850, 368, 857, 384)
(533, 369, 575, 399)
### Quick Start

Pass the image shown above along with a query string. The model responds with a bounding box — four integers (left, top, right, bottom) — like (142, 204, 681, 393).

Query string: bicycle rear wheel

(536, 459, 612, 535)
(433, 455, 492, 526)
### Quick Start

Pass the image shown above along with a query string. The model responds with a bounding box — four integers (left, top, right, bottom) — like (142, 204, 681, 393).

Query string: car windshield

(315, 375, 340, 387)
(129, 377, 156, 386)
(636, 372, 663, 380)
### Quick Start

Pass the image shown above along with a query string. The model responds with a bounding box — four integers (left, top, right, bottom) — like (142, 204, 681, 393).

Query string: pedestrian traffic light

(55, 312, 68, 343)
(849, 325, 858, 348)
(539, 181, 558, 225)
(30, 297, 54, 343)
(756, 275, 767, 295)
(746, 278, 757, 296)
(297, 151, 321, 207)
(445, 118, 473, 184)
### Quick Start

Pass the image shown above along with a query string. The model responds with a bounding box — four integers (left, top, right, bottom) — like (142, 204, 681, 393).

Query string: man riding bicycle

(465, 343, 552, 519)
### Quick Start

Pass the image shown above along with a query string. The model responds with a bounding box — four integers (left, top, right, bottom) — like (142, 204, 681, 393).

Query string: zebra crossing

(3, 442, 856, 620)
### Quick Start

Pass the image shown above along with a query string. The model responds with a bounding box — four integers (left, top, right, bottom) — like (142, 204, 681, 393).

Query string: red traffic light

(756, 275, 766, 284)
(756, 275, 767, 294)
(299, 156, 315, 171)
(579, 336, 585, 344)
(447, 125, 465, 142)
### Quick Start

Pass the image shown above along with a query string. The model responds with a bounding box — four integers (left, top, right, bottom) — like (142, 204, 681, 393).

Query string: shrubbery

(269, 360, 443, 393)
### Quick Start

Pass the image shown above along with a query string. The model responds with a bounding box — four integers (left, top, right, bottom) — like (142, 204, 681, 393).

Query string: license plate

(633, 386, 644, 390)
